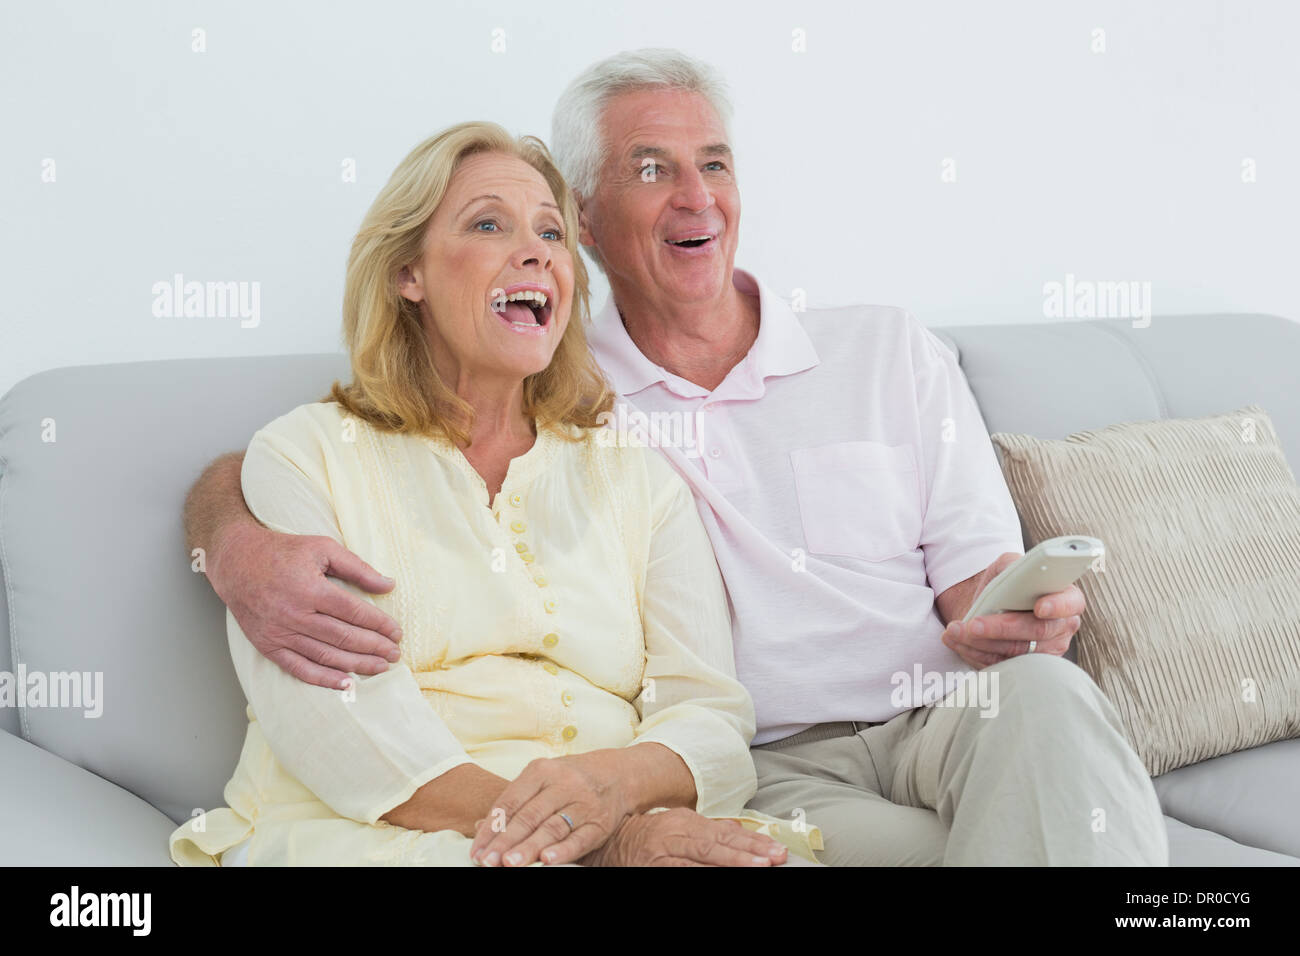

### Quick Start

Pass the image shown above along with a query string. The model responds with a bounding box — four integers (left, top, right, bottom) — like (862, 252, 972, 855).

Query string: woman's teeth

(495, 289, 551, 329)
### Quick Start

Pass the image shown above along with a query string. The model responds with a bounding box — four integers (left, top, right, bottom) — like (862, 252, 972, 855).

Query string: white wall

(3, 0, 1297, 395)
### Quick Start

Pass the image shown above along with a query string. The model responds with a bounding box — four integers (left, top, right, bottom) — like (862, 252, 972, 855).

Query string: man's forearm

(184, 451, 255, 557)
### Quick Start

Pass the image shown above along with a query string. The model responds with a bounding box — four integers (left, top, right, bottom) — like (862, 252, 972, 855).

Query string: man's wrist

(206, 514, 266, 599)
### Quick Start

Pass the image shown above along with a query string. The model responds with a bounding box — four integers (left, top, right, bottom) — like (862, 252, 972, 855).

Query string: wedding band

(558, 812, 575, 831)
(1027, 640, 1038, 654)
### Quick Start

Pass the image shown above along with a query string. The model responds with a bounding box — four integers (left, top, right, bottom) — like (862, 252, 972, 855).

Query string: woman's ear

(396, 263, 424, 303)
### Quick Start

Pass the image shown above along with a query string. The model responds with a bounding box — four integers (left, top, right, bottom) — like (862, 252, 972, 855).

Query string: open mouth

(665, 233, 715, 250)
(495, 289, 553, 331)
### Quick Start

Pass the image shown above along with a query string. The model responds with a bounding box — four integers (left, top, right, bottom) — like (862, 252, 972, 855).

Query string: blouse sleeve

(627, 451, 759, 817)
(225, 407, 475, 825)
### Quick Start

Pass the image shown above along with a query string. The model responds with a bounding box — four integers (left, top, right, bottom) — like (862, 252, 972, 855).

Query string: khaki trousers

(747, 653, 1169, 866)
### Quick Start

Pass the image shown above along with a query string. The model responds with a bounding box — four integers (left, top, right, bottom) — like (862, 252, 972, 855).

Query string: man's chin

(656, 255, 731, 301)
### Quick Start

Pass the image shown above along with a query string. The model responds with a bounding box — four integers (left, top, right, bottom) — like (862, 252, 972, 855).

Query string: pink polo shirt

(586, 268, 1025, 744)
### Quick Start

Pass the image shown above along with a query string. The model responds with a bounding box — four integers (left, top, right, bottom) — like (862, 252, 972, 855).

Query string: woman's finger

(503, 808, 594, 867)
(468, 765, 550, 859)
(473, 789, 567, 865)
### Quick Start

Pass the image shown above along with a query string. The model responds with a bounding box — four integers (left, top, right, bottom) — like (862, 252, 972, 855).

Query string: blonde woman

(170, 122, 820, 866)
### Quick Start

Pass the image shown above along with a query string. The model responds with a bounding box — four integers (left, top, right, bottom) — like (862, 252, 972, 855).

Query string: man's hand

(939, 552, 1084, 668)
(208, 519, 403, 689)
(581, 808, 788, 867)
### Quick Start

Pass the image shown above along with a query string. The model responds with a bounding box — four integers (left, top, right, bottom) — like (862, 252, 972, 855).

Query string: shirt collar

(586, 267, 820, 399)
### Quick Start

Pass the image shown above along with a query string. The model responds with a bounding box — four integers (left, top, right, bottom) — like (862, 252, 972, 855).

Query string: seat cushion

(1154, 737, 1300, 859)
(1165, 815, 1297, 865)
(0, 730, 177, 865)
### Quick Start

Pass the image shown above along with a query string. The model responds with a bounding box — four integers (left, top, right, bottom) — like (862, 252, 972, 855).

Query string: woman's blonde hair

(326, 121, 614, 446)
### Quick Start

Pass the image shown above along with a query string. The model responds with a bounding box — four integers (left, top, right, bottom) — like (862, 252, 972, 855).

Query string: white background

(2, 0, 1296, 396)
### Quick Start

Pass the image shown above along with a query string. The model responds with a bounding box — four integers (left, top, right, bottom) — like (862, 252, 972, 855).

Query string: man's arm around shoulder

(184, 450, 402, 689)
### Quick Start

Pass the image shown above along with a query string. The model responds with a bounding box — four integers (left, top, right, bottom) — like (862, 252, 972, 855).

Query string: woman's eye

(473, 220, 499, 232)
(541, 227, 564, 241)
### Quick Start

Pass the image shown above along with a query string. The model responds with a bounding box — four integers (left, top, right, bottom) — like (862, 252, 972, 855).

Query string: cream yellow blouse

(170, 400, 820, 865)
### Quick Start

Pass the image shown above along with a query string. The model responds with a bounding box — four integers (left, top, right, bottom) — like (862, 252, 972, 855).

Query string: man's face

(579, 88, 739, 308)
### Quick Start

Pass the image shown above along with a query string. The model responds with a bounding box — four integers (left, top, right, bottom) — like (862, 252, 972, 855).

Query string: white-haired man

(186, 49, 1168, 866)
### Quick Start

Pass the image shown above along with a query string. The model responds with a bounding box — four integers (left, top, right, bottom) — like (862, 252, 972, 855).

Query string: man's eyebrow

(626, 143, 733, 162)
(456, 194, 561, 217)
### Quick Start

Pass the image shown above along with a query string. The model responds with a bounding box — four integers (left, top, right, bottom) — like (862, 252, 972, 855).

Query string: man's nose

(671, 166, 715, 213)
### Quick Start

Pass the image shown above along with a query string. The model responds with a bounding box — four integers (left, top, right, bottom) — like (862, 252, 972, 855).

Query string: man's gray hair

(550, 48, 734, 202)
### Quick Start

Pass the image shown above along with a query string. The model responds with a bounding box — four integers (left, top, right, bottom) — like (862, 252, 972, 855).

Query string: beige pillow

(990, 404, 1300, 776)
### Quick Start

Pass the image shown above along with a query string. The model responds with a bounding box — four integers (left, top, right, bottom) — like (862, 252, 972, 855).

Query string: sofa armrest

(0, 730, 177, 865)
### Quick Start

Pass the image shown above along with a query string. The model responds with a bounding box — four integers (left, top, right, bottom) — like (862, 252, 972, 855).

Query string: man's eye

(705, 161, 726, 171)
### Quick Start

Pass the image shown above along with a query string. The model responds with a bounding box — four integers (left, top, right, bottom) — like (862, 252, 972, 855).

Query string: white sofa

(1, 312, 1297, 865)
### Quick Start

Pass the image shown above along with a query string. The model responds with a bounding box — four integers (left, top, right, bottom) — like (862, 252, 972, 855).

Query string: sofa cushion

(1164, 814, 1298, 866)
(990, 405, 1300, 776)
(0, 730, 177, 864)
(1154, 736, 1300, 859)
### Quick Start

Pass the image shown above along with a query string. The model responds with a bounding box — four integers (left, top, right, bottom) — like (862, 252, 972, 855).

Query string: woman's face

(398, 152, 574, 388)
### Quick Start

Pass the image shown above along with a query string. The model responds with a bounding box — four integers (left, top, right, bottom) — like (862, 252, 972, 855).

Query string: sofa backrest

(0, 312, 1296, 822)
(934, 313, 1300, 465)
(0, 354, 350, 823)
(932, 313, 1300, 664)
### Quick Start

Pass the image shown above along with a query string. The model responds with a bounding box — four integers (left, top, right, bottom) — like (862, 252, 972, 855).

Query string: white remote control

(961, 535, 1104, 623)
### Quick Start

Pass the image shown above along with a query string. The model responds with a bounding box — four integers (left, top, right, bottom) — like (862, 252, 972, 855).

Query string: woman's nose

(514, 233, 552, 270)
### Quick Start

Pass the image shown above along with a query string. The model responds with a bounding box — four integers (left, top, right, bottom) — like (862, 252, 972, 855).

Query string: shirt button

(514, 541, 528, 553)
(542, 632, 559, 648)
(562, 725, 577, 741)
(522, 552, 535, 563)
(561, 691, 574, 707)
(510, 520, 526, 534)
(544, 599, 557, 613)
(708, 447, 722, 459)
(533, 575, 548, 587)
(542, 661, 559, 675)
(509, 493, 523, 507)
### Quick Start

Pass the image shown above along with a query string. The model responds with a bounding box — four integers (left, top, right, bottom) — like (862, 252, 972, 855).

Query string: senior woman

(169, 122, 821, 866)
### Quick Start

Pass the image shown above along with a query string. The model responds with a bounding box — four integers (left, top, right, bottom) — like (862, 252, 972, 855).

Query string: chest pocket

(789, 441, 922, 562)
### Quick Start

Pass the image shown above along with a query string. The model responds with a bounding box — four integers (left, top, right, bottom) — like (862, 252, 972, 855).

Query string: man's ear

(395, 263, 423, 303)
(575, 193, 597, 250)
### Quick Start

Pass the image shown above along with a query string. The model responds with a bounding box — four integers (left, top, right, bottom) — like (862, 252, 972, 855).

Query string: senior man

(186, 49, 1168, 866)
